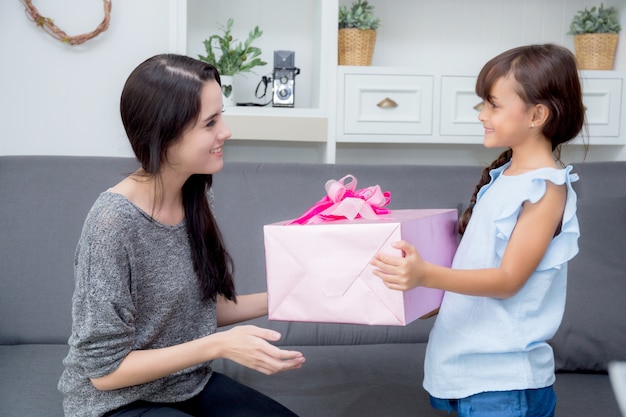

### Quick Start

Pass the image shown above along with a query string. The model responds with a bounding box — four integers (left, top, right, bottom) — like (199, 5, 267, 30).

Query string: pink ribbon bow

(287, 175, 391, 225)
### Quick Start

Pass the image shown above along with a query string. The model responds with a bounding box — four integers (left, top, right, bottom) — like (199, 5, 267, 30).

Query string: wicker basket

(574, 33, 619, 70)
(338, 28, 376, 66)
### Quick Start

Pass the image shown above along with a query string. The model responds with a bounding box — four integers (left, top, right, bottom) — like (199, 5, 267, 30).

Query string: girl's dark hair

(458, 44, 586, 235)
(120, 54, 235, 302)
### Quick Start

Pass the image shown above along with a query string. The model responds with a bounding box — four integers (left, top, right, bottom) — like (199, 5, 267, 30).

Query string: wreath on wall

(21, 0, 112, 45)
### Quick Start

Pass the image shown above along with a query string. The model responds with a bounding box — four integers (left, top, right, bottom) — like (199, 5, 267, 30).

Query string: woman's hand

(90, 325, 304, 391)
(370, 240, 429, 291)
(216, 325, 305, 375)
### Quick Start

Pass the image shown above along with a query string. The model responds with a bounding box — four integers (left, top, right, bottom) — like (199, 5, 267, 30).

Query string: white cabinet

(438, 72, 626, 146)
(338, 69, 626, 146)
(338, 67, 433, 142)
(580, 74, 624, 144)
(439, 71, 626, 146)
(439, 76, 483, 138)
(337, 70, 485, 144)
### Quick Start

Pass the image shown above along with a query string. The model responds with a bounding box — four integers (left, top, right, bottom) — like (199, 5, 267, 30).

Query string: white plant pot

(220, 75, 235, 106)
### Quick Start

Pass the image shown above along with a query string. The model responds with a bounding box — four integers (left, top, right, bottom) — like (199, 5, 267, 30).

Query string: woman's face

(166, 80, 231, 176)
(478, 75, 533, 149)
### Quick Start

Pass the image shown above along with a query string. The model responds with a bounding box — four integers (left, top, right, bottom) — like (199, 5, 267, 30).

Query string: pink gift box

(264, 209, 459, 326)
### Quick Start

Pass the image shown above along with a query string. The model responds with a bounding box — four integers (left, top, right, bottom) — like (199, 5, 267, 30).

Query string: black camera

(272, 51, 300, 107)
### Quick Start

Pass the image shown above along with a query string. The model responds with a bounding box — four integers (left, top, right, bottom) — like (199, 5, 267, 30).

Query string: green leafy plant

(338, 0, 380, 30)
(568, 3, 621, 35)
(198, 18, 267, 77)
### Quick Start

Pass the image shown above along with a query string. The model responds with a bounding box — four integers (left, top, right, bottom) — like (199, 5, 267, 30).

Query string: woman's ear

(531, 104, 550, 128)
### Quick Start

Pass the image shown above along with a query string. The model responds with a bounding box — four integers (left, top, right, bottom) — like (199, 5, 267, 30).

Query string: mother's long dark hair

(458, 44, 586, 235)
(120, 54, 235, 302)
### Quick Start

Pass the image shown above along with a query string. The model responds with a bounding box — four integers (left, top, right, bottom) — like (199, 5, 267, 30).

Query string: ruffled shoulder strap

(528, 166, 579, 225)
(476, 162, 509, 201)
(493, 166, 580, 271)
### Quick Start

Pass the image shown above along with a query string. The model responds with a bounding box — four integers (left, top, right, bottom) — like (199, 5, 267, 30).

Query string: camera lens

(278, 86, 291, 99)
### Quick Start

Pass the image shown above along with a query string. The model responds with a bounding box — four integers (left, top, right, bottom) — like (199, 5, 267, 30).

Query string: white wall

(1, 0, 625, 165)
(0, 0, 172, 157)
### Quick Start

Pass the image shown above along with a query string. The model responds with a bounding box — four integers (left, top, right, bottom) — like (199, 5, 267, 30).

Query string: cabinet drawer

(581, 77, 622, 139)
(342, 73, 433, 136)
(440, 76, 483, 136)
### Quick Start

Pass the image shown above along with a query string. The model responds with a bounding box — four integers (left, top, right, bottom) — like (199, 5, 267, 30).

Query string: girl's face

(478, 75, 533, 149)
(166, 80, 231, 176)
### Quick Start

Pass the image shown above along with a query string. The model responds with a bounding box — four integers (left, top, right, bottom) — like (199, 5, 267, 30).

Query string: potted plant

(338, 0, 381, 66)
(198, 18, 267, 105)
(568, 3, 621, 70)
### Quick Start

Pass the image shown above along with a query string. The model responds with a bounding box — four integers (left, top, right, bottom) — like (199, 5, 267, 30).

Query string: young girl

(372, 44, 585, 417)
(58, 54, 305, 417)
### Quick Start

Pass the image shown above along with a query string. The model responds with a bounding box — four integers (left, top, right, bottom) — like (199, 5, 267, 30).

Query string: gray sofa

(1, 155, 625, 417)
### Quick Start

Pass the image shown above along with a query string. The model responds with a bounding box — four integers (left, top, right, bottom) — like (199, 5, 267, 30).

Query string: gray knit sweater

(58, 191, 217, 417)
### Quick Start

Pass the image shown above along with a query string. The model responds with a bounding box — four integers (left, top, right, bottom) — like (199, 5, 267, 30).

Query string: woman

(58, 54, 305, 417)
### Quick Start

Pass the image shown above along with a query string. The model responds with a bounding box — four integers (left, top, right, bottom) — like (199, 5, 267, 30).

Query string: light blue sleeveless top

(423, 162, 580, 399)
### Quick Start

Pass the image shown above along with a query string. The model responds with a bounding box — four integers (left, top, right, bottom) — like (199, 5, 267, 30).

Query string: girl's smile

(209, 146, 223, 155)
(478, 76, 534, 150)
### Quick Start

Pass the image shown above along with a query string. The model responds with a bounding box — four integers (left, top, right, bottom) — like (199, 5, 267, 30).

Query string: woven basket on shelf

(338, 28, 376, 66)
(573, 33, 619, 70)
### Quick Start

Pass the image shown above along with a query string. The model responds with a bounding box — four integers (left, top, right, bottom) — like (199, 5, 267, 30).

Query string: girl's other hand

(371, 240, 427, 291)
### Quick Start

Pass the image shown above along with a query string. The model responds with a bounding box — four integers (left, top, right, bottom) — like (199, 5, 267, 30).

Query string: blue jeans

(430, 386, 556, 417)
(103, 372, 298, 417)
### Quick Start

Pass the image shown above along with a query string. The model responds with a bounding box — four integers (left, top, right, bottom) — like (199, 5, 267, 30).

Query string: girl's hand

(371, 240, 427, 291)
(218, 325, 305, 375)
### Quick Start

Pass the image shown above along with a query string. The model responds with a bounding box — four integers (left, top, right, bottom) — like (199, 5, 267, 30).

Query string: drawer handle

(377, 97, 398, 108)
(473, 101, 484, 111)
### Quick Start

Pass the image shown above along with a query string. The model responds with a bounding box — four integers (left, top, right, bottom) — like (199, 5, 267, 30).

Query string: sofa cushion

(212, 343, 442, 417)
(212, 343, 621, 417)
(0, 156, 138, 344)
(0, 343, 620, 417)
(0, 344, 68, 417)
(551, 196, 626, 372)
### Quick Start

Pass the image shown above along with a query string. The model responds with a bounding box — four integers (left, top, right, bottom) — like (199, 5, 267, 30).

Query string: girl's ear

(531, 104, 550, 128)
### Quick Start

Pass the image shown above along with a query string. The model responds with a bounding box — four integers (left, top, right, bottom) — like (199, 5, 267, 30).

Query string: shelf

(176, 0, 335, 112)
(172, 0, 336, 147)
(224, 113, 327, 142)
(170, 0, 626, 163)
